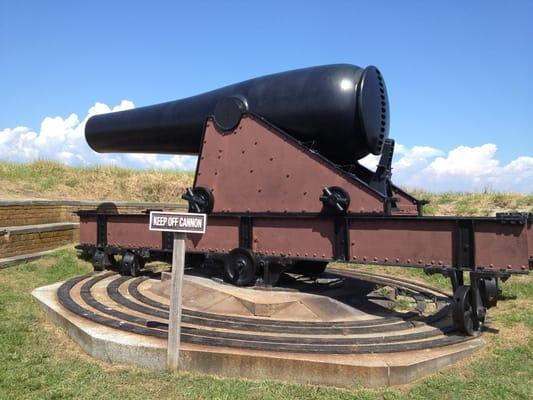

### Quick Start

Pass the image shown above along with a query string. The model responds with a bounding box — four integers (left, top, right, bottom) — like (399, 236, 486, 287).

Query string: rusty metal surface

(529, 223, 533, 269)
(474, 221, 530, 271)
(253, 217, 335, 259)
(77, 211, 531, 273)
(349, 219, 456, 267)
(79, 216, 97, 245)
(391, 188, 420, 215)
(106, 215, 161, 249)
(186, 216, 239, 253)
(195, 116, 386, 215)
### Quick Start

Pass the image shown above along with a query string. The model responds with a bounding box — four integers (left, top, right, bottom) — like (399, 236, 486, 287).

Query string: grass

(0, 247, 531, 399)
(0, 160, 193, 203)
(1, 160, 532, 216)
(412, 190, 533, 216)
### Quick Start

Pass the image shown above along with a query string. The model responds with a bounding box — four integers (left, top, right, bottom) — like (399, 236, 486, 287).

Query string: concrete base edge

(32, 281, 485, 388)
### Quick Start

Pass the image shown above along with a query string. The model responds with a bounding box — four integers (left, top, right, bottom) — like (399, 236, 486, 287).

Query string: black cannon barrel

(86, 64, 390, 164)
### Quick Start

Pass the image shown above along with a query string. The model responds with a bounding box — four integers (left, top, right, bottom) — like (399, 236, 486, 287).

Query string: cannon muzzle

(86, 64, 389, 165)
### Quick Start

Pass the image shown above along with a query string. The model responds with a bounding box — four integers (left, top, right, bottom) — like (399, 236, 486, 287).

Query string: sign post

(149, 211, 206, 371)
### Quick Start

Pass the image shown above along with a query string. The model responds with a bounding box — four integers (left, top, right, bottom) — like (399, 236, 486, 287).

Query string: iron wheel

(224, 248, 257, 286)
(452, 285, 480, 336)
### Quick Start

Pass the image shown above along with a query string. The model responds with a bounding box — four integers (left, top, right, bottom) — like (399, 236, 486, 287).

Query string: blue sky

(1, 1, 532, 192)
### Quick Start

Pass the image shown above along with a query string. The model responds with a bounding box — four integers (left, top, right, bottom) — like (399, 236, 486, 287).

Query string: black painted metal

(162, 231, 173, 251)
(454, 220, 475, 268)
(333, 217, 349, 261)
(96, 214, 107, 247)
(238, 216, 253, 250)
(85, 64, 389, 165)
(369, 138, 395, 199)
(182, 186, 214, 213)
(57, 272, 473, 354)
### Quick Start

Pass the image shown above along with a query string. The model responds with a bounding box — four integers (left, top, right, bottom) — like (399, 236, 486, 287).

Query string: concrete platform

(32, 270, 485, 388)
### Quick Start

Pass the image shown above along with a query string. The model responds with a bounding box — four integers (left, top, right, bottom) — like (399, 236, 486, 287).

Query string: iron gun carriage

(78, 64, 532, 336)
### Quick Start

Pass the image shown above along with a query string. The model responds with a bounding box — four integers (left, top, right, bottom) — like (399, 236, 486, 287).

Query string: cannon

(86, 64, 389, 165)
(78, 64, 532, 336)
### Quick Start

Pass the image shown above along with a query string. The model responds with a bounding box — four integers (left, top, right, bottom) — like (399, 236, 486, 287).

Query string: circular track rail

(57, 269, 476, 354)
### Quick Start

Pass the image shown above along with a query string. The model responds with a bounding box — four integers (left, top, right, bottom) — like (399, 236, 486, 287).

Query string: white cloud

(0, 100, 197, 171)
(361, 143, 533, 192)
(1, 103, 531, 192)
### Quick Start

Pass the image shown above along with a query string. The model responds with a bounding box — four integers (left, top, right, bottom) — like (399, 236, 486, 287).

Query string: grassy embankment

(1, 160, 532, 215)
(0, 248, 531, 399)
(0, 160, 193, 203)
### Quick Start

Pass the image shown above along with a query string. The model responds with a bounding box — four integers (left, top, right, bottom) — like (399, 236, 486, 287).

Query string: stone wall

(0, 200, 185, 227)
(0, 200, 185, 261)
(0, 223, 79, 258)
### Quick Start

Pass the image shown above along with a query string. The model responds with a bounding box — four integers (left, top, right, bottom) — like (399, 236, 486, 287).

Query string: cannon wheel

(224, 248, 257, 286)
(92, 250, 116, 272)
(121, 252, 145, 277)
(480, 277, 499, 308)
(452, 285, 481, 336)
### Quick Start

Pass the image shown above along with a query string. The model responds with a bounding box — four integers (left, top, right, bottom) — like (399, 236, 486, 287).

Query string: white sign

(149, 211, 206, 234)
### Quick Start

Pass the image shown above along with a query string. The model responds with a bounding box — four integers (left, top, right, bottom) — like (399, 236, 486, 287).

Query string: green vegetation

(412, 190, 533, 216)
(1, 248, 531, 399)
(1, 160, 532, 216)
(0, 160, 193, 203)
